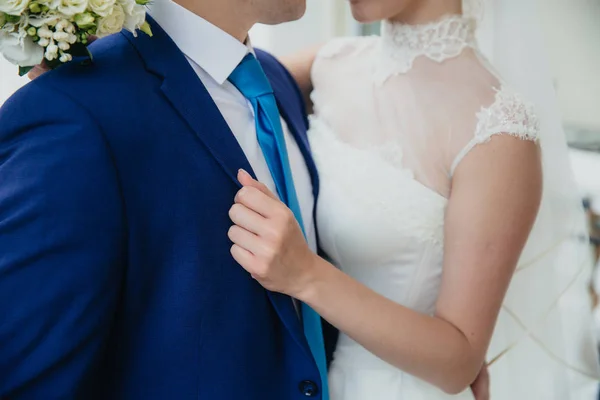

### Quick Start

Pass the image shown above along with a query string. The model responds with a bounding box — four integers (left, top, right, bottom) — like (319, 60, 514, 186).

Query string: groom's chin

(260, 0, 306, 24)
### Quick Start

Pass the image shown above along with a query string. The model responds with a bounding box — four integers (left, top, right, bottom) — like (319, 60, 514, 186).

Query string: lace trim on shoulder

(474, 86, 540, 142)
(450, 86, 540, 175)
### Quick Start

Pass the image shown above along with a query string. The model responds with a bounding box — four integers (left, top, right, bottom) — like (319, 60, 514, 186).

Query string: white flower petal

(0, 30, 44, 67)
(96, 3, 125, 37)
(0, 0, 31, 16)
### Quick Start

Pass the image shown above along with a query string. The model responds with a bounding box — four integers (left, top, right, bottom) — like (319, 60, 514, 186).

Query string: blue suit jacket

(0, 19, 331, 399)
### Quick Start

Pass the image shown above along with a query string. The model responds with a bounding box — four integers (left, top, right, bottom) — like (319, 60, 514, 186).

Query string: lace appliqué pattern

(375, 15, 477, 84)
(450, 86, 541, 175)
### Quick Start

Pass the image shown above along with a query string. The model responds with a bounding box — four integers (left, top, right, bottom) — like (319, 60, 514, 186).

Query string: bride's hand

(470, 365, 489, 400)
(228, 169, 318, 298)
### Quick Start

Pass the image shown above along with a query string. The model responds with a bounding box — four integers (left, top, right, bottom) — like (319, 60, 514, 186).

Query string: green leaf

(18, 66, 34, 77)
(139, 21, 153, 37)
(6, 14, 21, 23)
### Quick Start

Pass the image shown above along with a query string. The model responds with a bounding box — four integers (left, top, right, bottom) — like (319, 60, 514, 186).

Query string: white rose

(88, 0, 115, 17)
(96, 3, 124, 37)
(51, 0, 88, 17)
(121, 2, 144, 35)
(0, 0, 30, 16)
(118, 0, 133, 15)
(0, 29, 44, 66)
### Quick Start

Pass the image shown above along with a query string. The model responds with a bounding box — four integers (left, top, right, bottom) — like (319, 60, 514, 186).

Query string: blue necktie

(229, 54, 329, 398)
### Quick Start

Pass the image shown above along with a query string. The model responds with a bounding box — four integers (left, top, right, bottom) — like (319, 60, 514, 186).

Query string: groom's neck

(173, 0, 254, 42)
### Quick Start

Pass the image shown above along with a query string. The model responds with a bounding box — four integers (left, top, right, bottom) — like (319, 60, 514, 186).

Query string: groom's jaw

(172, 0, 256, 42)
(170, 0, 306, 42)
(255, 0, 307, 25)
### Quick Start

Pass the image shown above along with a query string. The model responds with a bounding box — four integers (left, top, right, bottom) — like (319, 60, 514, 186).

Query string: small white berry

(38, 26, 53, 39)
(45, 43, 59, 61)
(58, 41, 70, 51)
(53, 31, 69, 42)
(59, 53, 73, 63)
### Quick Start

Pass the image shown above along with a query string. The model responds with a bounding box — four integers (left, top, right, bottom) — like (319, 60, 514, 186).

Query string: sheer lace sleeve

(450, 86, 540, 176)
(310, 37, 378, 96)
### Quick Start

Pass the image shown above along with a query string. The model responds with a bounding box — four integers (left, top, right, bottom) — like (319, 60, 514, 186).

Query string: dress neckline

(376, 14, 477, 83)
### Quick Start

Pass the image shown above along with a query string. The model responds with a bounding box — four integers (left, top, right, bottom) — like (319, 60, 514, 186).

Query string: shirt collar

(148, 0, 252, 85)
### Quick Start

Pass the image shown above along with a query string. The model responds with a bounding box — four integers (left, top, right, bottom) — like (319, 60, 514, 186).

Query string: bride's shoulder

(448, 81, 540, 175)
(311, 36, 378, 85)
(474, 85, 540, 143)
(316, 36, 378, 60)
(449, 52, 540, 141)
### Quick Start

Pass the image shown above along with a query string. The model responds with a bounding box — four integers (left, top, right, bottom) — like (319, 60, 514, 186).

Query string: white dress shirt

(148, 0, 316, 252)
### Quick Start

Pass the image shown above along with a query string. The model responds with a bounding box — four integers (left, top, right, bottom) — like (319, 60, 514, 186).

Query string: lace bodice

(310, 14, 538, 197)
(308, 14, 540, 400)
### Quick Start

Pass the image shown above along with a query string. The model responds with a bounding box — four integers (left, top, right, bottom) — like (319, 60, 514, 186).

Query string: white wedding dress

(309, 14, 600, 400)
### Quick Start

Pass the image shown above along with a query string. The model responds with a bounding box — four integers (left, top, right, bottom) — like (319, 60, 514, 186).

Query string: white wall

(250, 0, 357, 56)
(539, 0, 600, 132)
(0, 59, 28, 105)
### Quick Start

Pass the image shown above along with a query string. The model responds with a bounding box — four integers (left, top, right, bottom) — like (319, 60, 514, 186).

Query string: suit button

(299, 380, 319, 397)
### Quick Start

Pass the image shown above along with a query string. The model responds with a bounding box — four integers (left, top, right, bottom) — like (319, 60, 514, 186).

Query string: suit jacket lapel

(124, 18, 313, 358)
(124, 17, 253, 187)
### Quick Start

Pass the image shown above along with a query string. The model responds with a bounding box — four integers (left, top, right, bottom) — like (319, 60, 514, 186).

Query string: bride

(228, 0, 600, 398)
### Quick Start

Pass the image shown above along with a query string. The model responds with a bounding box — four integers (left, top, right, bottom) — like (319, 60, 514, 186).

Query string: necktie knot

(228, 53, 274, 99)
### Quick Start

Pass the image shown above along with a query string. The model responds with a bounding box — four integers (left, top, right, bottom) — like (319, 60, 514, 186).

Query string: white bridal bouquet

(0, 0, 152, 75)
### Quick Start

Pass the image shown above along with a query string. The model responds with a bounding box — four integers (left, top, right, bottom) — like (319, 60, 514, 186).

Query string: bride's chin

(348, 0, 382, 24)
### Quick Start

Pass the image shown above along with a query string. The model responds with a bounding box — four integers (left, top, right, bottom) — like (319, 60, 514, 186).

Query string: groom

(0, 0, 331, 398)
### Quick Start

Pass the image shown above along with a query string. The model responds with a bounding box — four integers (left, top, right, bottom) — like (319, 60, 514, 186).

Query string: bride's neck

(389, 0, 462, 25)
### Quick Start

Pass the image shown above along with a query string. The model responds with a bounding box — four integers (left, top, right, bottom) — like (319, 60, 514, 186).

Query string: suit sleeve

(0, 83, 126, 398)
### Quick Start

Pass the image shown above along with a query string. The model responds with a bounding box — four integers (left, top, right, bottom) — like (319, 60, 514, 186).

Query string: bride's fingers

(230, 244, 255, 271)
(227, 225, 262, 255)
(238, 169, 279, 201)
(229, 203, 266, 235)
(235, 185, 282, 218)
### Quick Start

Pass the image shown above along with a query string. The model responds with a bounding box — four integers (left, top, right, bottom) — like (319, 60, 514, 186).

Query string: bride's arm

(228, 137, 541, 394)
(279, 45, 322, 113)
